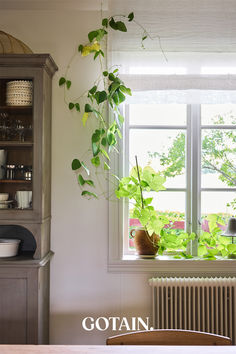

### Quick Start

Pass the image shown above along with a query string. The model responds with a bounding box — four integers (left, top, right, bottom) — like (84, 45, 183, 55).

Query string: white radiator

(149, 277, 236, 344)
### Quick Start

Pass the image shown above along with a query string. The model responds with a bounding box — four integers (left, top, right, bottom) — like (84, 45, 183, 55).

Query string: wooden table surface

(0, 346, 236, 354)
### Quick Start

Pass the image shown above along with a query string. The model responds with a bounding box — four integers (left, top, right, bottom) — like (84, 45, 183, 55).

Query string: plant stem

(135, 155, 144, 209)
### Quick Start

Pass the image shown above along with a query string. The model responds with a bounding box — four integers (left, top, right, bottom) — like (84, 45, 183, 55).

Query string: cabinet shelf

(0, 141, 33, 147)
(0, 179, 31, 183)
(0, 105, 32, 112)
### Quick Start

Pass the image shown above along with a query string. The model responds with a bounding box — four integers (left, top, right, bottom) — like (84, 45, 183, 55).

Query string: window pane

(129, 191, 186, 251)
(129, 129, 186, 188)
(201, 191, 235, 231)
(201, 129, 236, 188)
(129, 104, 186, 125)
(201, 104, 236, 125)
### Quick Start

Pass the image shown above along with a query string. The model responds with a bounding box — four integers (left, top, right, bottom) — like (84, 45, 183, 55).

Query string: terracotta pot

(130, 228, 159, 256)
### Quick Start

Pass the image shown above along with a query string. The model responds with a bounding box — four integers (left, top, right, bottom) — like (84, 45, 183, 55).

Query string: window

(121, 103, 236, 257)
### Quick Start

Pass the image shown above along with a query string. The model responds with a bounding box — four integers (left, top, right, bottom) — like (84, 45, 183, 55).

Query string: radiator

(149, 277, 236, 344)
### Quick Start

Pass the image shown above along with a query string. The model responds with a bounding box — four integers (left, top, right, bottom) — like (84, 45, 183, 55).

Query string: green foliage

(81, 190, 98, 199)
(69, 102, 74, 110)
(72, 159, 81, 170)
(197, 214, 233, 259)
(116, 164, 167, 236)
(151, 115, 236, 189)
(158, 228, 195, 257)
(66, 80, 71, 89)
(128, 12, 134, 22)
(59, 77, 66, 86)
(102, 18, 108, 28)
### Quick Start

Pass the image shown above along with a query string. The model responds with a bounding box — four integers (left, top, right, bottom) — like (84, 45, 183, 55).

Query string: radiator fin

(149, 277, 236, 344)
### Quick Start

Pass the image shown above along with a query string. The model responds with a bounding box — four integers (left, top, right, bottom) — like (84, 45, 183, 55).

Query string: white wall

(0, 9, 154, 344)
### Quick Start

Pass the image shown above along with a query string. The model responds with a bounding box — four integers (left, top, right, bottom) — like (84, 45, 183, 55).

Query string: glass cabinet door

(0, 79, 33, 211)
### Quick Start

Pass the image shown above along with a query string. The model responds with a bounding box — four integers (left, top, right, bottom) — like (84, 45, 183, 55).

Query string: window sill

(108, 255, 236, 276)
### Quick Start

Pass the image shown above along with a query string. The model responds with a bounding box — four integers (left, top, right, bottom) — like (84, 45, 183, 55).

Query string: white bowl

(0, 239, 20, 257)
(0, 193, 9, 201)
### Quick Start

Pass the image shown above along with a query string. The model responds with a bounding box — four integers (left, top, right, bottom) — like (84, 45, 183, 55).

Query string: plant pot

(130, 228, 159, 258)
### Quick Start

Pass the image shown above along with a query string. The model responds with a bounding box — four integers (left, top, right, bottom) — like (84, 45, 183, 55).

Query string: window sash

(123, 104, 236, 256)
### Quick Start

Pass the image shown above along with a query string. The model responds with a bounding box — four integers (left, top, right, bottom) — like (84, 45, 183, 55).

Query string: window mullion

(191, 104, 201, 256)
(186, 105, 192, 256)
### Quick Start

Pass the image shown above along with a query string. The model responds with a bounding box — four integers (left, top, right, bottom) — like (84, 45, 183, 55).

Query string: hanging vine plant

(59, 12, 165, 199)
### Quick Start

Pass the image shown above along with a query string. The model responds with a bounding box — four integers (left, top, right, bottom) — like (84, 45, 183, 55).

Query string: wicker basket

(0, 31, 33, 54)
(6, 80, 33, 106)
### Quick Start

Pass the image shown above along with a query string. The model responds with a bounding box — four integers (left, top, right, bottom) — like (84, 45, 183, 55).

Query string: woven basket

(0, 30, 33, 54)
(6, 80, 33, 106)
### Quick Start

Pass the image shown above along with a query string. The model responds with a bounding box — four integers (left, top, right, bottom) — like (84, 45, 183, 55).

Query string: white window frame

(108, 85, 236, 276)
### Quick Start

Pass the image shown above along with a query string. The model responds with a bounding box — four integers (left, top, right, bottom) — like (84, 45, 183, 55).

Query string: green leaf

(120, 85, 132, 96)
(81, 161, 90, 175)
(112, 92, 119, 105)
(109, 82, 120, 96)
(82, 112, 89, 126)
(66, 80, 71, 89)
(92, 142, 99, 156)
(94, 91, 107, 104)
(118, 114, 125, 124)
(116, 21, 127, 32)
(101, 137, 107, 146)
(88, 30, 98, 42)
(198, 245, 207, 257)
(113, 68, 119, 74)
(142, 35, 147, 41)
(144, 197, 153, 206)
(128, 12, 134, 21)
(78, 174, 85, 185)
(94, 51, 100, 60)
(103, 71, 108, 76)
(78, 44, 83, 52)
(75, 103, 80, 112)
(108, 73, 116, 81)
(59, 77, 66, 86)
(117, 128, 122, 139)
(89, 85, 97, 95)
(107, 131, 115, 145)
(72, 159, 81, 170)
(85, 103, 93, 112)
(92, 131, 100, 143)
(81, 191, 98, 199)
(91, 156, 100, 167)
(102, 18, 108, 27)
(109, 17, 118, 30)
(104, 162, 110, 170)
(117, 90, 126, 103)
(227, 244, 236, 254)
(101, 148, 110, 160)
(99, 50, 104, 57)
(69, 102, 74, 110)
(85, 180, 94, 187)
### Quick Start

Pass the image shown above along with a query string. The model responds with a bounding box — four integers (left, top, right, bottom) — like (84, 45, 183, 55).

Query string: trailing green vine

(58, 13, 138, 198)
(59, 12, 166, 199)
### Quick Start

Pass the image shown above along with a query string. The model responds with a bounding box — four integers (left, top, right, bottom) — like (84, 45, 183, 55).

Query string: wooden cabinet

(0, 54, 57, 344)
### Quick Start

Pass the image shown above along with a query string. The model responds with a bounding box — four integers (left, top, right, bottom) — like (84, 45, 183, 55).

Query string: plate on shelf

(0, 200, 13, 204)
(0, 200, 13, 209)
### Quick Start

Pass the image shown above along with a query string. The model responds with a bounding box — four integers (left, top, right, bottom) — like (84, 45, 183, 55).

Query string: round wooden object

(0, 31, 33, 54)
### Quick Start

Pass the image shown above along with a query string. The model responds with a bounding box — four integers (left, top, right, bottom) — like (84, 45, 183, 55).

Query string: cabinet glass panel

(0, 78, 33, 210)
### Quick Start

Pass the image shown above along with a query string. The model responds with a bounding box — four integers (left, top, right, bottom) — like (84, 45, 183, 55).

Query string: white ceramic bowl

(0, 193, 9, 201)
(0, 239, 20, 257)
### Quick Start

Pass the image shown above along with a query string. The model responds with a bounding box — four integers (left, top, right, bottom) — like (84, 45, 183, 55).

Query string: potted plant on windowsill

(115, 156, 169, 258)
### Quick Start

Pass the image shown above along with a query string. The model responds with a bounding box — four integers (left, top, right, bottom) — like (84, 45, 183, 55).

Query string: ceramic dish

(0, 239, 20, 257)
